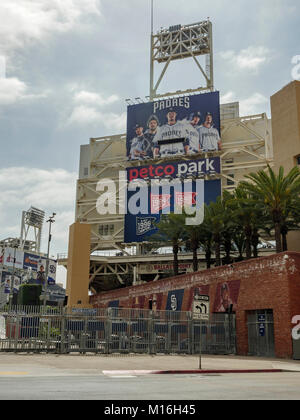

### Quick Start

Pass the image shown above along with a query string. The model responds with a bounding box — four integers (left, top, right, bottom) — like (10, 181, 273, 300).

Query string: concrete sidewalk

(0, 353, 300, 377)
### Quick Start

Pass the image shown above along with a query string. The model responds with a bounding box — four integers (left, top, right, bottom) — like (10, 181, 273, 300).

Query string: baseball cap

(135, 123, 143, 129)
(167, 107, 177, 114)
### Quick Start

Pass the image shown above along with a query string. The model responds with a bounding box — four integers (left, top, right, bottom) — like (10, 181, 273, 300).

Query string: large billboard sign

(126, 91, 221, 161)
(124, 157, 221, 243)
(23, 253, 57, 285)
(0, 247, 57, 286)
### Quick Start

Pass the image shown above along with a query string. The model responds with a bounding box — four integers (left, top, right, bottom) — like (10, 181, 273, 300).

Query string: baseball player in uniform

(153, 108, 190, 158)
(187, 111, 201, 154)
(199, 112, 222, 152)
(143, 115, 159, 159)
(129, 124, 148, 161)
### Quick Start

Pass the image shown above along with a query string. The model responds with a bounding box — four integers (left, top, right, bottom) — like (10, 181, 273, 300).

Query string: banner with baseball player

(126, 91, 221, 161)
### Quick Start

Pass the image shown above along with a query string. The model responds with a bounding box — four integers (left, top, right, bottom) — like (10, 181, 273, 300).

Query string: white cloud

(220, 91, 236, 104)
(74, 90, 119, 106)
(67, 105, 126, 131)
(0, 167, 77, 255)
(64, 88, 126, 132)
(0, 0, 101, 52)
(0, 77, 27, 105)
(0, 77, 49, 105)
(220, 46, 273, 74)
(240, 93, 269, 116)
(221, 91, 269, 116)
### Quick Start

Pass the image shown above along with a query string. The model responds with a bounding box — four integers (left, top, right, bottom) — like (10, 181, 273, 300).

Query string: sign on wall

(213, 280, 241, 313)
(126, 91, 221, 161)
(124, 165, 221, 243)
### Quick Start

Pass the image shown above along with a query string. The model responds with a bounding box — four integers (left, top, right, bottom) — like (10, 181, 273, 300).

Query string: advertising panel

(126, 91, 221, 161)
(166, 289, 185, 312)
(213, 280, 241, 313)
(23, 253, 57, 285)
(124, 157, 222, 243)
(3, 248, 24, 270)
(0, 271, 21, 294)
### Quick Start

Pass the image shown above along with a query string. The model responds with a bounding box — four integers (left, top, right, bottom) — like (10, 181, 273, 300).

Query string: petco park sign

(127, 157, 221, 182)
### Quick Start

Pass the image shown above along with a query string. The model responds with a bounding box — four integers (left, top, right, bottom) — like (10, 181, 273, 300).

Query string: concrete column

(66, 222, 91, 308)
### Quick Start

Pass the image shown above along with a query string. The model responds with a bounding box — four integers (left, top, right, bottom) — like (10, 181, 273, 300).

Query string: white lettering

(292, 315, 300, 340)
(96, 179, 117, 215)
(292, 55, 300, 81)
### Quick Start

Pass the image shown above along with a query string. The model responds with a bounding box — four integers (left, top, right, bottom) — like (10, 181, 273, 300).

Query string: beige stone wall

(271, 81, 300, 172)
(271, 81, 300, 252)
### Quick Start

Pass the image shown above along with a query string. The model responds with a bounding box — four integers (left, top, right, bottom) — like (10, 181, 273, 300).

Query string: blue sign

(258, 314, 266, 323)
(124, 176, 221, 243)
(259, 324, 266, 337)
(126, 91, 221, 160)
(166, 289, 185, 312)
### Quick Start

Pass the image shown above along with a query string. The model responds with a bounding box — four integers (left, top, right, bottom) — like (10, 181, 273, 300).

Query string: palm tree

(149, 213, 186, 276)
(229, 187, 267, 260)
(280, 195, 300, 251)
(240, 166, 300, 253)
(204, 196, 227, 267)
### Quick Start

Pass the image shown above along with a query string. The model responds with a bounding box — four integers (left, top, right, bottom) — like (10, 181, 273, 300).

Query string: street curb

(103, 369, 283, 376)
(153, 369, 284, 374)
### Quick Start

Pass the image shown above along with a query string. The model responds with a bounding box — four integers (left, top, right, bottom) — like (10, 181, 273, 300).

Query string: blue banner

(166, 290, 185, 312)
(126, 91, 221, 161)
(124, 177, 221, 243)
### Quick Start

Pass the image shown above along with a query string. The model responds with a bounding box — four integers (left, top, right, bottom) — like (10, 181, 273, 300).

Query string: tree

(240, 166, 300, 253)
(149, 213, 186, 276)
(229, 187, 267, 260)
(204, 196, 227, 267)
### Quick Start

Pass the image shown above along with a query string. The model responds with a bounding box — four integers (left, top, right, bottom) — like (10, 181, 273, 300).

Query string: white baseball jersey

(153, 121, 190, 157)
(130, 136, 146, 161)
(199, 125, 220, 152)
(187, 123, 200, 154)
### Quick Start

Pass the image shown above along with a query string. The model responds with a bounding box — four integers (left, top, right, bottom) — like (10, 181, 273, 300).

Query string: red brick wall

(91, 252, 300, 358)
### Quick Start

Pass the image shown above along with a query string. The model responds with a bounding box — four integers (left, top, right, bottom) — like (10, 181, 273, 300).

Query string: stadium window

(296, 155, 300, 166)
(110, 224, 115, 235)
(227, 174, 235, 186)
(84, 167, 89, 176)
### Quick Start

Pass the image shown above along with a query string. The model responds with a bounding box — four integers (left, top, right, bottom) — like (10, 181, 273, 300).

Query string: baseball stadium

(57, 20, 300, 358)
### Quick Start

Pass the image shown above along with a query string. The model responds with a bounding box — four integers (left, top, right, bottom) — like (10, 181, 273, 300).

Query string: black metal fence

(0, 306, 236, 355)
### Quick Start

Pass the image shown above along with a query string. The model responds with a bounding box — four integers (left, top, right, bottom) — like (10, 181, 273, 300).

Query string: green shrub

(17, 284, 42, 306)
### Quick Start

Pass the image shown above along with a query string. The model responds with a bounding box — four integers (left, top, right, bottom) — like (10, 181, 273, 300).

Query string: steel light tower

(20, 207, 45, 253)
(150, 20, 214, 100)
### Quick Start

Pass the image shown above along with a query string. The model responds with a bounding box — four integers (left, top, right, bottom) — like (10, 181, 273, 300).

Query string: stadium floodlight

(20, 207, 46, 253)
(26, 207, 45, 227)
(150, 20, 214, 100)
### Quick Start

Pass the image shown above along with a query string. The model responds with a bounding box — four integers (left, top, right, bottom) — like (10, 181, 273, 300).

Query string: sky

(0, 0, 299, 286)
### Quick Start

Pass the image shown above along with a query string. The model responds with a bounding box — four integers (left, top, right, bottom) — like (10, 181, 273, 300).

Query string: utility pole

(43, 213, 56, 307)
(9, 241, 19, 307)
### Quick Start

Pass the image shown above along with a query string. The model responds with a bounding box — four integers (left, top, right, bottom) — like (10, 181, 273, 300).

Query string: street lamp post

(43, 213, 56, 307)
(9, 241, 19, 308)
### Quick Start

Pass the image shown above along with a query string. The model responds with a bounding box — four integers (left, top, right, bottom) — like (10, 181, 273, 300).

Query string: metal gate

(247, 310, 275, 357)
(0, 306, 236, 355)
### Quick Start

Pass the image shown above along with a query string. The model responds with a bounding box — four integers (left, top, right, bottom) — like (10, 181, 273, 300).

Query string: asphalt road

(1, 371, 300, 400)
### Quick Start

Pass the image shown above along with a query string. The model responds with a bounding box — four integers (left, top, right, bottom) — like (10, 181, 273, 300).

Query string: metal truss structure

(70, 111, 274, 289)
(150, 20, 214, 100)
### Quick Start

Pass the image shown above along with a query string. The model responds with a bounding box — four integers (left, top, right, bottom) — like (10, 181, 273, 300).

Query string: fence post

(149, 311, 154, 355)
(60, 310, 66, 354)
